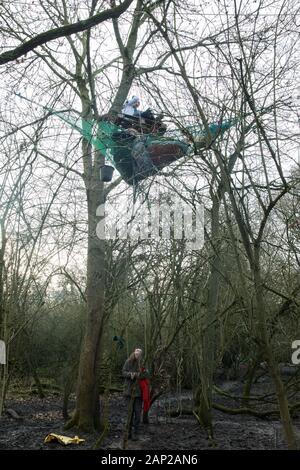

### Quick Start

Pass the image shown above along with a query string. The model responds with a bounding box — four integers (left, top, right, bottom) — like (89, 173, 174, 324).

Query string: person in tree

(122, 347, 150, 441)
(122, 95, 155, 119)
(122, 95, 142, 117)
(119, 95, 167, 139)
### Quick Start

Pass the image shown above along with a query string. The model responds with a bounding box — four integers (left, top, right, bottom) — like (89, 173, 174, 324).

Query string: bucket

(100, 165, 114, 182)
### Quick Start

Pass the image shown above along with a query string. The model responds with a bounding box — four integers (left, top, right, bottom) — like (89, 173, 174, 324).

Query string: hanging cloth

(138, 367, 151, 413)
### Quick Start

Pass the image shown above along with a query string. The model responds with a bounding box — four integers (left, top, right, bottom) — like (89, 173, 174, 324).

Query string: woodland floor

(1, 374, 300, 450)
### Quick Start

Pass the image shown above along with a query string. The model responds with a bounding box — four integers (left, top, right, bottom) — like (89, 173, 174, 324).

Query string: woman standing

(122, 347, 150, 441)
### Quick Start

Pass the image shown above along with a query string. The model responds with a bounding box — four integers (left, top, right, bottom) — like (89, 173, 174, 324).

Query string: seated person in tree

(121, 96, 166, 135)
(122, 95, 142, 117)
(122, 95, 154, 120)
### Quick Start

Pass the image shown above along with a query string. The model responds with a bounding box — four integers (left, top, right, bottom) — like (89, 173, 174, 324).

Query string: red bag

(139, 367, 151, 412)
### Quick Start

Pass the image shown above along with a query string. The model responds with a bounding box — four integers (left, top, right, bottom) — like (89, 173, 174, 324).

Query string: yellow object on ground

(44, 433, 85, 445)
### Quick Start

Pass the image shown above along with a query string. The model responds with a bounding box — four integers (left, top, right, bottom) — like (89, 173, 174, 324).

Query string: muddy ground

(0, 376, 300, 450)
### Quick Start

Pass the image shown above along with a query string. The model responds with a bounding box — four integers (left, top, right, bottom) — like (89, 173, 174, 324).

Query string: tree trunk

(197, 197, 220, 436)
(68, 179, 105, 431)
(242, 356, 260, 407)
(0, 221, 6, 337)
(253, 256, 298, 450)
(65, 104, 106, 429)
(65, 0, 145, 433)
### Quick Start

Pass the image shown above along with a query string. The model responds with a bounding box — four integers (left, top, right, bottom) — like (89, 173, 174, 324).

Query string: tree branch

(0, 0, 134, 65)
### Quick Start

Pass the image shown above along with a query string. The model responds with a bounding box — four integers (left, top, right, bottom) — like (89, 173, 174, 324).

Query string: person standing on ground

(122, 347, 150, 441)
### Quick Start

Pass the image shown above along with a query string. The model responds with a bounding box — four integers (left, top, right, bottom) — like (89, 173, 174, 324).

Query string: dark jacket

(122, 358, 149, 398)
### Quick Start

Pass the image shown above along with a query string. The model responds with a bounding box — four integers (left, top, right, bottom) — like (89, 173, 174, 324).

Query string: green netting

(14, 92, 240, 165)
(15, 92, 273, 155)
(52, 111, 238, 155)
(50, 112, 239, 182)
(16, 92, 273, 184)
(50, 112, 120, 166)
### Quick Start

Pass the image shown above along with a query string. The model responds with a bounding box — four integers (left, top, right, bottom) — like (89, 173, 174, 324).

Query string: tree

(1, 0, 181, 432)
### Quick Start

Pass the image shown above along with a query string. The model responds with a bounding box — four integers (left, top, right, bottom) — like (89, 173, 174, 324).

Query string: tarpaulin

(44, 433, 85, 445)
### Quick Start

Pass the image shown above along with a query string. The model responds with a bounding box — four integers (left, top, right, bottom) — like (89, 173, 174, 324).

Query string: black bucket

(100, 165, 114, 182)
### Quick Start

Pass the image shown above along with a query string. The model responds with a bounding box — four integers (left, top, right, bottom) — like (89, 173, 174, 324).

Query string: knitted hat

(127, 95, 140, 106)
